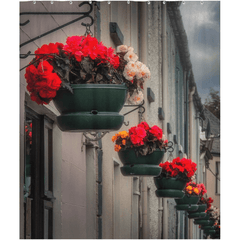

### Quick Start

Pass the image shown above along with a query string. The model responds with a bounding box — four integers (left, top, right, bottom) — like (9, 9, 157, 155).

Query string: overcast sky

(179, 1, 220, 104)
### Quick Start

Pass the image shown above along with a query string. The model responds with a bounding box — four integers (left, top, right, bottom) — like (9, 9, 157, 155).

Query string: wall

(20, 1, 94, 238)
(99, 1, 140, 239)
(206, 155, 220, 209)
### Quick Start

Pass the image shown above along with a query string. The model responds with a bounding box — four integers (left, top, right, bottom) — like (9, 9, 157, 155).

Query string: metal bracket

(123, 100, 145, 126)
(83, 131, 109, 141)
(20, 1, 94, 49)
(165, 140, 174, 153)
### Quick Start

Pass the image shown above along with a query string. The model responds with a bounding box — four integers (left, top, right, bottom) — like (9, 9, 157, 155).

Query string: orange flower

(114, 144, 121, 152)
(119, 131, 129, 138)
(112, 134, 118, 142)
(188, 191, 192, 194)
(186, 186, 193, 191)
(194, 188, 199, 194)
(122, 139, 126, 145)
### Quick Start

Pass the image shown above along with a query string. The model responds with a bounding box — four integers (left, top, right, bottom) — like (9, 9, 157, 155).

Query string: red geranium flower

(149, 125, 163, 140)
(25, 60, 62, 105)
(137, 122, 150, 130)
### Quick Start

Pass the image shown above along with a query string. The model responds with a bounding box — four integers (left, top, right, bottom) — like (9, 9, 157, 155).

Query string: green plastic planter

(118, 148, 164, 176)
(188, 212, 206, 219)
(154, 177, 187, 199)
(194, 219, 214, 226)
(201, 225, 216, 230)
(204, 229, 216, 235)
(194, 214, 210, 225)
(175, 195, 200, 211)
(53, 84, 127, 131)
(187, 204, 207, 219)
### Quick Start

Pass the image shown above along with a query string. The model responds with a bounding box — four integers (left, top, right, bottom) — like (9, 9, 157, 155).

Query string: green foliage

(204, 88, 220, 119)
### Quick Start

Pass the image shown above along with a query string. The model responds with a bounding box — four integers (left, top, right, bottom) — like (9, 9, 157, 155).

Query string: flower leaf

(61, 80, 73, 94)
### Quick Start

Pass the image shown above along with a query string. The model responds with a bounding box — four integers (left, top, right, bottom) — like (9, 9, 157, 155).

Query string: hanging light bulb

(108, 1, 111, 4)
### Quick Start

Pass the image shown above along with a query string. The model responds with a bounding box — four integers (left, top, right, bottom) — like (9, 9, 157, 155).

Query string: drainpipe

(189, 85, 195, 160)
(188, 84, 195, 239)
(139, 2, 148, 239)
(184, 70, 191, 239)
(162, 2, 168, 239)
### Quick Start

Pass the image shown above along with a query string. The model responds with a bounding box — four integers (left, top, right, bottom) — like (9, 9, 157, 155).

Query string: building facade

(20, 1, 207, 239)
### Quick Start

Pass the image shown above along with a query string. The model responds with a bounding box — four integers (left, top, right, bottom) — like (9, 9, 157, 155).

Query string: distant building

(200, 108, 220, 209)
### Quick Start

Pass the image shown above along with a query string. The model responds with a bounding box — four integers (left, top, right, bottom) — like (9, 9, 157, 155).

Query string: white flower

(124, 51, 138, 62)
(127, 90, 144, 105)
(116, 45, 128, 53)
(123, 61, 138, 81)
(128, 46, 134, 52)
(135, 63, 151, 81)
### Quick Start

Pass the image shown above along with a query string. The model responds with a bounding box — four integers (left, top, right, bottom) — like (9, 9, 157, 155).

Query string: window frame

(24, 106, 54, 239)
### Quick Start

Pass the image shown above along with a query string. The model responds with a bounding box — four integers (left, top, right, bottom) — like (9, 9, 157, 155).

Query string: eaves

(167, 2, 205, 120)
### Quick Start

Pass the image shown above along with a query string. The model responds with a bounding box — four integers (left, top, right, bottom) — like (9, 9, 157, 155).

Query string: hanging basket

(154, 177, 187, 199)
(187, 204, 207, 219)
(118, 148, 164, 176)
(201, 225, 216, 230)
(187, 211, 206, 219)
(204, 229, 216, 235)
(194, 219, 215, 226)
(53, 84, 127, 132)
(175, 195, 200, 211)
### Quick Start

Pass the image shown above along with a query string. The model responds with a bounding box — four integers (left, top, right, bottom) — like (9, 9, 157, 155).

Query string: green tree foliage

(204, 88, 220, 119)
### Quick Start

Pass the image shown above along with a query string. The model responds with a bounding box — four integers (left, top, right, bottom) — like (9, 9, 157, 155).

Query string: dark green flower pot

(154, 177, 187, 199)
(187, 204, 207, 218)
(53, 84, 127, 131)
(194, 219, 214, 226)
(118, 148, 164, 176)
(204, 229, 216, 235)
(188, 212, 206, 219)
(194, 214, 210, 225)
(211, 233, 220, 239)
(201, 225, 216, 230)
(175, 195, 200, 211)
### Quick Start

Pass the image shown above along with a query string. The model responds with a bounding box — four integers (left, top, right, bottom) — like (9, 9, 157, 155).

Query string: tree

(204, 88, 220, 119)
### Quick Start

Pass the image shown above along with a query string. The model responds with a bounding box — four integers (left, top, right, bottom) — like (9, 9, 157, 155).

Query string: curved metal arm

(83, 131, 109, 141)
(165, 141, 174, 153)
(20, 2, 94, 48)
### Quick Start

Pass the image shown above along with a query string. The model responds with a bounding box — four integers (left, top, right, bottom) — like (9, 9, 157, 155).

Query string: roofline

(167, 2, 205, 120)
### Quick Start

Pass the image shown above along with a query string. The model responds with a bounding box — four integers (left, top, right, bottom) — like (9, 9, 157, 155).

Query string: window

(24, 107, 54, 239)
(216, 161, 220, 194)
